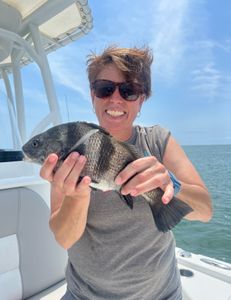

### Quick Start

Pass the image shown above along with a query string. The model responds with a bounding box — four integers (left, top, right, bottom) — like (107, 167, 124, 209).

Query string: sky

(0, 0, 231, 147)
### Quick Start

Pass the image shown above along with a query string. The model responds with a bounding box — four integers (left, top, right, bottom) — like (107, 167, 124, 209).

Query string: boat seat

(0, 187, 67, 300)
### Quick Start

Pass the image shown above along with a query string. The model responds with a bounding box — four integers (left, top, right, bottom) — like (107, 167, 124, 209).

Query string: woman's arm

(115, 136, 213, 223)
(40, 152, 91, 249)
(163, 136, 213, 222)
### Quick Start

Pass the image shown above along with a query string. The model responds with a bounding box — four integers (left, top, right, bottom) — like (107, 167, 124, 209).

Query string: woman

(40, 46, 212, 300)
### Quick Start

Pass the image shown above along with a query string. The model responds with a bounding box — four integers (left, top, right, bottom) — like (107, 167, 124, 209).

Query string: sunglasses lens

(93, 81, 115, 98)
(92, 80, 143, 101)
(120, 83, 142, 101)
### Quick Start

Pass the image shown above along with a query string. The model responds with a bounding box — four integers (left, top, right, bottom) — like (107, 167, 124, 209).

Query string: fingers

(115, 156, 174, 204)
(40, 153, 58, 182)
(161, 184, 174, 204)
(53, 152, 80, 189)
(53, 153, 89, 194)
(115, 156, 158, 185)
(58, 155, 90, 195)
(74, 176, 92, 197)
(40, 152, 91, 197)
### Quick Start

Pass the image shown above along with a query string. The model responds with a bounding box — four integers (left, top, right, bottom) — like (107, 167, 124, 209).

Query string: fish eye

(32, 139, 40, 148)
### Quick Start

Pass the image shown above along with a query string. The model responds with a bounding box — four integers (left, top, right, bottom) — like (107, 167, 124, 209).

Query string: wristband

(168, 171, 181, 195)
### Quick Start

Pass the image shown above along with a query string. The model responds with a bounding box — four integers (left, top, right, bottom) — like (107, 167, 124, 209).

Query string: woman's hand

(40, 152, 92, 249)
(40, 152, 91, 200)
(115, 156, 174, 204)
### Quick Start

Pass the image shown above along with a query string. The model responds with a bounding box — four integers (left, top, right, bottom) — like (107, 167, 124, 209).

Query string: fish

(22, 121, 193, 232)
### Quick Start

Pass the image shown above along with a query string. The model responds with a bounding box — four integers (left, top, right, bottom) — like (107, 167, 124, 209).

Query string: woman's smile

(105, 109, 126, 117)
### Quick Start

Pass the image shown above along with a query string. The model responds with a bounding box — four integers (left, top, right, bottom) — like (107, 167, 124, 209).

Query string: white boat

(0, 1, 230, 299)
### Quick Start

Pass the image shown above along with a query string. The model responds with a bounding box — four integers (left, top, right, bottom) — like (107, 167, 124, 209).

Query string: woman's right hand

(40, 152, 92, 249)
(40, 152, 91, 199)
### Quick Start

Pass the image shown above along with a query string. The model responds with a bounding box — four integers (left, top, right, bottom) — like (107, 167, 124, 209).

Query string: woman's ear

(91, 90, 96, 106)
(91, 90, 96, 113)
(139, 95, 145, 108)
(90, 89, 95, 100)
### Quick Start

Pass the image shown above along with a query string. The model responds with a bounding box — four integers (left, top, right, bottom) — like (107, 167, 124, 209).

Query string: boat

(0, 1, 230, 299)
(176, 248, 231, 300)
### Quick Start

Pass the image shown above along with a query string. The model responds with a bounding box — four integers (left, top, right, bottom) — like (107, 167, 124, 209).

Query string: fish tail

(149, 197, 193, 232)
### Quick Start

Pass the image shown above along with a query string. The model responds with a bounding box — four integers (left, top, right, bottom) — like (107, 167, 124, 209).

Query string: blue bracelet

(168, 171, 181, 195)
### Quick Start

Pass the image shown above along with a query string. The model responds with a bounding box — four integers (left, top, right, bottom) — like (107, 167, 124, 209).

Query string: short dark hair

(86, 46, 153, 99)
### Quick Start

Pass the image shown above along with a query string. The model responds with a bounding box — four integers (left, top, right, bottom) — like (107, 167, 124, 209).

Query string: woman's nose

(109, 86, 123, 102)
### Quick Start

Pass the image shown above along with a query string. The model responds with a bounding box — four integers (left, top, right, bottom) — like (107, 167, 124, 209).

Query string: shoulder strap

(139, 125, 170, 162)
(136, 126, 154, 157)
(143, 127, 154, 156)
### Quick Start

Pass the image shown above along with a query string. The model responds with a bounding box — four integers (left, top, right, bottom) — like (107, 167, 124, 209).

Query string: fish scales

(82, 132, 116, 183)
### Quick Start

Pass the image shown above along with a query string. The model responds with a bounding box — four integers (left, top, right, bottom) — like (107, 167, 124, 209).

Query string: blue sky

(1, 0, 231, 147)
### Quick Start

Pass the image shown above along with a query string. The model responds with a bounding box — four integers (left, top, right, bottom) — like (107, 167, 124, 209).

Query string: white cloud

(190, 39, 231, 100)
(191, 63, 222, 98)
(149, 0, 190, 79)
(48, 46, 91, 102)
(195, 39, 231, 53)
(45, 0, 192, 88)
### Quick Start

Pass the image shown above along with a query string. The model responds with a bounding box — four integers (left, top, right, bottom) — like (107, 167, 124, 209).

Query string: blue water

(173, 144, 231, 263)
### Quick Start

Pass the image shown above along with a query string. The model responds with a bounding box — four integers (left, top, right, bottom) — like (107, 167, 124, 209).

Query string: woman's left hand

(115, 156, 174, 204)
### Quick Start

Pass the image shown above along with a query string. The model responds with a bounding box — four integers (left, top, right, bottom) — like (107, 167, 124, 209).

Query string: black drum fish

(22, 121, 193, 232)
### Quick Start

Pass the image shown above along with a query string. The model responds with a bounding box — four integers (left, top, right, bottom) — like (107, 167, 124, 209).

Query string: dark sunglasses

(91, 79, 144, 101)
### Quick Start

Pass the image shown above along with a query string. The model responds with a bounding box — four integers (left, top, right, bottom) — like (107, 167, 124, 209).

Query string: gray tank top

(65, 125, 182, 300)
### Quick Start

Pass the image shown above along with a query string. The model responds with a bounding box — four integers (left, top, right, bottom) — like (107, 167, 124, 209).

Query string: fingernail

(130, 189, 138, 196)
(70, 152, 79, 159)
(83, 176, 91, 184)
(49, 154, 57, 163)
(78, 155, 86, 163)
(120, 188, 128, 195)
(115, 176, 122, 185)
(162, 197, 169, 204)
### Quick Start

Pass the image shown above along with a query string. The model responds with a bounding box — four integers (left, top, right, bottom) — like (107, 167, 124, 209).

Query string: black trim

(0, 150, 24, 162)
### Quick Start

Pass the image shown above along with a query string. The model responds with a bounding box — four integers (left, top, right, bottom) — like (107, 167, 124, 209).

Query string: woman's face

(91, 64, 145, 140)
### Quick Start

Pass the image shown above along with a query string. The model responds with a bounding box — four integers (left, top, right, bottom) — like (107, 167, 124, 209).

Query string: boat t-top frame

(0, 0, 93, 148)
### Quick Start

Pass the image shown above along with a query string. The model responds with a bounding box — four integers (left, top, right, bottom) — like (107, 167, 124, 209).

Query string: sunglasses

(91, 79, 144, 101)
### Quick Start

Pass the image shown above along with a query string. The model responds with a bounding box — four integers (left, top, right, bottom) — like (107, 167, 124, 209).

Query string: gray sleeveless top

(65, 125, 182, 300)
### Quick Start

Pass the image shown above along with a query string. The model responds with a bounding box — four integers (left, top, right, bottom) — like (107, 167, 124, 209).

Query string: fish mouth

(22, 154, 33, 162)
(22, 152, 45, 164)
(21, 151, 28, 160)
(22, 153, 33, 162)
(105, 109, 126, 117)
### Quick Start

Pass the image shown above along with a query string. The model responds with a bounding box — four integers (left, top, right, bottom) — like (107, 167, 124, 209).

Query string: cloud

(190, 40, 231, 101)
(48, 46, 90, 102)
(191, 63, 222, 98)
(194, 39, 231, 53)
(149, 0, 190, 80)
(45, 0, 192, 89)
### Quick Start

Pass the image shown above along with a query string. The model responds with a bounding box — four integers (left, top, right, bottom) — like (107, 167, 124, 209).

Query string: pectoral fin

(122, 194, 134, 209)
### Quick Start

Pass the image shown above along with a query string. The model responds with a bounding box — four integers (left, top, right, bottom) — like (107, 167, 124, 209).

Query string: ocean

(173, 144, 231, 264)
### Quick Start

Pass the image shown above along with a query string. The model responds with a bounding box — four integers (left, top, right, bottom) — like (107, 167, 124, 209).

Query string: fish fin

(122, 194, 134, 209)
(90, 185, 98, 192)
(148, 196, 193, 232)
